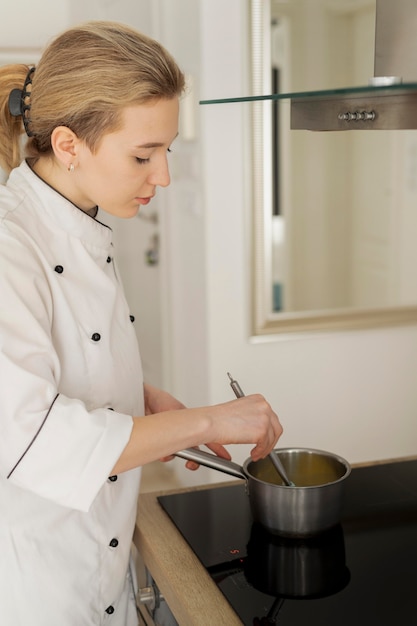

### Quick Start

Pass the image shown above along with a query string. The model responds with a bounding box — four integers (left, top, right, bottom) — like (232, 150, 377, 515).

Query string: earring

(68, 163, 75, 173)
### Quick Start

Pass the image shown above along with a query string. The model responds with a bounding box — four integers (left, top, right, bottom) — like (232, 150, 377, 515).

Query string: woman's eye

(136, 157, 150, 165)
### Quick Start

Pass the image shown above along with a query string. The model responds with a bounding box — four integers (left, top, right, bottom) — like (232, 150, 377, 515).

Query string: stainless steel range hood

(291, 0, 417, 131)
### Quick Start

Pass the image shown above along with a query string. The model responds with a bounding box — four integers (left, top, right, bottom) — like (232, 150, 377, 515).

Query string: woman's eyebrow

(135, 142, 164, 148)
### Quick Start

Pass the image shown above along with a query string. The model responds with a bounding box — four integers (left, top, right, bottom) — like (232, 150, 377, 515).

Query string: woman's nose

(148, 157, 171, 188)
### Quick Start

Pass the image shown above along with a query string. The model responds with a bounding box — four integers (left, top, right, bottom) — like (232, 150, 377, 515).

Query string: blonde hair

(0, 21, 185, 173)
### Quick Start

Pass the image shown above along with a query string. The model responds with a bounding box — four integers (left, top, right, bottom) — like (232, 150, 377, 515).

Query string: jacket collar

(7, 161, 113, 249)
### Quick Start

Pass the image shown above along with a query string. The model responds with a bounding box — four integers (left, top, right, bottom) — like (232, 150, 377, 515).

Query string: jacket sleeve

(0, 231, 134, 512)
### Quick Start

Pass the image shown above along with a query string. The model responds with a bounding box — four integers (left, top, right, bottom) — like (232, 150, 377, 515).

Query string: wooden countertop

(133, 456, 417, 625)
(134, 480, 243, 626)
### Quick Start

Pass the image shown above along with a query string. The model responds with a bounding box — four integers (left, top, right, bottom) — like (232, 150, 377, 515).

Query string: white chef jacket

(0, 161, 144, 625)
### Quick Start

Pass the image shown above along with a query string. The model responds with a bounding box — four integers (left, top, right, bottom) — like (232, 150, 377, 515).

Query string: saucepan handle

(175, 448, 246, 480)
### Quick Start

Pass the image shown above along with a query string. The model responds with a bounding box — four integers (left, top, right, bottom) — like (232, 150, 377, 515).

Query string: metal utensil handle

(175, 448, 246, 479)
(227, 371, 295, 487)
(227, 372, 245, 398)
(268, 450, 294, 486)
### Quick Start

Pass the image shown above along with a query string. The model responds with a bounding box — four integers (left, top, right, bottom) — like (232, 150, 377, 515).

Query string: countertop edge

(134, 480, 243, 626)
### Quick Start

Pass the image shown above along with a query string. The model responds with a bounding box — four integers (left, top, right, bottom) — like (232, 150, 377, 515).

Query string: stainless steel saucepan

(175, 447, 351, 537)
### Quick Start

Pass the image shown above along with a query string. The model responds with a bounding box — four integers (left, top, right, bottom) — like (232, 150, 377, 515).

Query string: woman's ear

(50, 126, 81, 171)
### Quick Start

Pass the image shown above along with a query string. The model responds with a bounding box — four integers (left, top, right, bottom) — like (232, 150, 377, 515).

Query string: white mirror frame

(249, 0, 417, 335)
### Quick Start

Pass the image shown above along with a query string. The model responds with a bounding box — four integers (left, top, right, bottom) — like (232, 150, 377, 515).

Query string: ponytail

(0, 64, 30, 174)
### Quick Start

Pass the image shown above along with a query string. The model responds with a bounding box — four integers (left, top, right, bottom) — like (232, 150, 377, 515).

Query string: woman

(0, 21, 282, 625)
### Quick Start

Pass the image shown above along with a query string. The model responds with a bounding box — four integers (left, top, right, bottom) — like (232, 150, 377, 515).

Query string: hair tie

(8, 67, 36, 137)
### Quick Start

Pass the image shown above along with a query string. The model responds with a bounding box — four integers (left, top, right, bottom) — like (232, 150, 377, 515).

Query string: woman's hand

(144, 383, 186, 414)
(112, 386, 283, 475)
(144, 383, 232, 470)
(205, 394, 283, 462)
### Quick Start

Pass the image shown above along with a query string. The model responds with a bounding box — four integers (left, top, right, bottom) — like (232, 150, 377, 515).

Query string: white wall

(2, 0, 416, 489)
(196, 0, 417, 471)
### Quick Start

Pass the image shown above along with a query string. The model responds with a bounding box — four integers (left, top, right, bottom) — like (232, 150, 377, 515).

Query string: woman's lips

(135, 196, 154, 206)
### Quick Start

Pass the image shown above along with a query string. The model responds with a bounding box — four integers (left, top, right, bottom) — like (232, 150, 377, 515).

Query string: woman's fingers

(158, 394, 283, 469)
(212, 394, 283, 453)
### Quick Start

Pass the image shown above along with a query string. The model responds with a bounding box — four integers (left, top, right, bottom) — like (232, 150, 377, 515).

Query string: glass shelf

(199, 82, 417, 105)
(201, 83, 417, 131)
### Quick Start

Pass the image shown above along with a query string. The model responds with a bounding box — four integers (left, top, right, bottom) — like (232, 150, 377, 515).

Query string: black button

(91, 333, 101, 342)
(129, 315, 135, 323)
(54, 265, 64, 274)
(109, 538, 119, 548)
(105, 606, 114, 615)
(106, 256, 112, 263)
(108, 475, 118, 482)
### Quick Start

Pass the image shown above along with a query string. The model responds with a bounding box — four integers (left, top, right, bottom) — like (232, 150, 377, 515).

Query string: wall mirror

(250, 0, 417, 334)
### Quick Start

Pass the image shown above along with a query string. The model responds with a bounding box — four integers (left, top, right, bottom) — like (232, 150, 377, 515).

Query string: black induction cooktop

(158, 459, 417, 626)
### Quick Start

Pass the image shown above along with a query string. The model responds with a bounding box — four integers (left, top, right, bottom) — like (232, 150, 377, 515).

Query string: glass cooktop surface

(158, 460, 417, 626)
